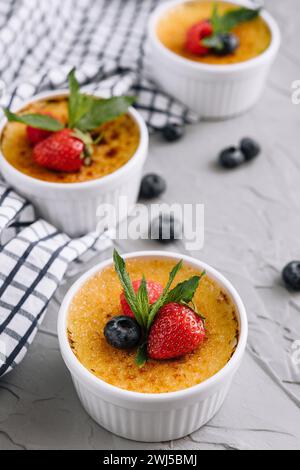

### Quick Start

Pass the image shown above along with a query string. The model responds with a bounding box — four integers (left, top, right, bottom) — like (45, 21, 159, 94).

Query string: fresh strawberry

(120, 280, 164, 318)
(26, 113, 56, 145)
(186, 20, 213, 56)
(147, 303, 205, 360)
(33, 129, 84, 173)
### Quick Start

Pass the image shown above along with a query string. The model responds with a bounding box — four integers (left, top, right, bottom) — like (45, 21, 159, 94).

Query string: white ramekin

(148, 0, 281, 119)
(57, 251, 248, 442)
(0, 91, 149, 237)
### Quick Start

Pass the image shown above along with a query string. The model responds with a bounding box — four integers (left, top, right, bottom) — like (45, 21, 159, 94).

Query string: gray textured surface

(1, 0, 300, 450)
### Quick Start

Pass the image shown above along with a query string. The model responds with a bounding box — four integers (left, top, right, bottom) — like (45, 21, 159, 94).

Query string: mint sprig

(2, 68, 135, 157)
(211, 4, 260, 33)
(3, 108, 64, 131)
(113, 250, 206, 367)
(202, 4, 261, 51)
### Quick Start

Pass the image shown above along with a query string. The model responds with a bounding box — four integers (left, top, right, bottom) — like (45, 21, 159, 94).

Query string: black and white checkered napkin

(0, 0, 198, 129)
(0, 182, 112, 376)
(0, 0, 199, 377)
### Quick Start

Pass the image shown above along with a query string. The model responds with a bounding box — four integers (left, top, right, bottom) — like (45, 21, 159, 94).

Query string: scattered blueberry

(240, 137, 261, 161)
(219, 147, 245, 169)
(162, 124, 185, 143)
(139, 174, 167, 200)
(282, 262, 300, 292)
(214, 33, 240, 56)
(150, 213, 183, 243)
(104, 316, 141, 350)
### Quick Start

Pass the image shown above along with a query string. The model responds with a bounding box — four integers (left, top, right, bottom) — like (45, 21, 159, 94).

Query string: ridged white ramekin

(0, 91, 149, 237)
(148, 0, 281, 119)
(57, 251, 248, 442)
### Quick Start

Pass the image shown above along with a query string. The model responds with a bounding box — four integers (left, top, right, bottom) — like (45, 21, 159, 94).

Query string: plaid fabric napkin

(0, 0, 197, 129)
(0, 0, 199, 377)
(0, 182, 112, 377)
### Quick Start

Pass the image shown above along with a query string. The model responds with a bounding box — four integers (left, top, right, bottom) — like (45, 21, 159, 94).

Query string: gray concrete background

(0, 0, 300, 450)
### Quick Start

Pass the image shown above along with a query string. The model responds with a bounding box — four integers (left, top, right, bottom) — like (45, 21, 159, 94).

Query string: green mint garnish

(113, 250, 206, 366)
(202, 3, 261, 51)
(2, 68, 135, 164)
(3, 108, 64, 132)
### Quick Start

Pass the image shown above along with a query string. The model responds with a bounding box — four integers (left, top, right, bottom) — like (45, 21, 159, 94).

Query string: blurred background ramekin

(148, 0, 281, 120)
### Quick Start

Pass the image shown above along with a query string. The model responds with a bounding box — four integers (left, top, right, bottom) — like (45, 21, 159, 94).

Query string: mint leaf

(211, 2, 223, 34)
(220, 7, 260, 31)
(76, 96, 135, 132)
(113, 250, 143, 327)
(3, 108, 64, 131)
(136, 276, 150, 328)
(166, 274, 205, 305)
(135, 342, 148, 367)
(68, 69, 94, 129)
(147, 260, 183, 330)
(211, 4, 260, 34)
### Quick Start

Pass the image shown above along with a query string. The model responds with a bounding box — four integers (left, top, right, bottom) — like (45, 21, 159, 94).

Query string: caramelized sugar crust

(1, 97, 140, 183)
(67, 258, 239, 394)
(157, 1, 271, 65)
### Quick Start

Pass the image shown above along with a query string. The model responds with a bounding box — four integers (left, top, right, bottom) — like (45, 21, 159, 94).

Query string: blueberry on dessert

(104, 316, 142, 350)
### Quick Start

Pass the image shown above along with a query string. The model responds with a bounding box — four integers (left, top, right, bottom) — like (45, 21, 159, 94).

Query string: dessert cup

(148, 0, 281, 119)
(57, 251, 248, 442)
(0, 90, 149, 237)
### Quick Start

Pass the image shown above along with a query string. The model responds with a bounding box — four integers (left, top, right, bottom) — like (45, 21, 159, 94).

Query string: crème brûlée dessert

(1, 70, 139, 184)
(67, 252, 239, 394)
(156, 1, 272, 65)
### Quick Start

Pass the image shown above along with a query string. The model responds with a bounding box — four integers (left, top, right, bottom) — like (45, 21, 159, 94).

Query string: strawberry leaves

(3, 108, 64, 131)
(113, 250, 206, 367)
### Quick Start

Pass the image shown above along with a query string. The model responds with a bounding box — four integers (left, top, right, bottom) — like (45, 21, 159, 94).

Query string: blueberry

(162, 124, 185, 143)
(219, 147, 245, 169)
(214, 33, 240, 55)
(139, 174, 167, 200)
(240, 137, 261, 161)
(104, 316, 141, 350)
(282, 262, 300, 292)
(150, 213, 183, 243)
